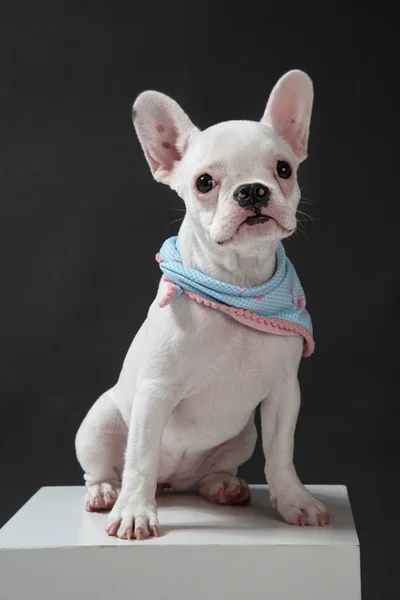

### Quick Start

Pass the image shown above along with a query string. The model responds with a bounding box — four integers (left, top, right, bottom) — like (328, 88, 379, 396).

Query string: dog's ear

(132, 91, 199, 184)
(261, 70, 313, 162)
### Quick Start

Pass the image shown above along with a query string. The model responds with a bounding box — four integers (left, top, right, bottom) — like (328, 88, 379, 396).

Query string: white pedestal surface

(0, 485, 360, 600)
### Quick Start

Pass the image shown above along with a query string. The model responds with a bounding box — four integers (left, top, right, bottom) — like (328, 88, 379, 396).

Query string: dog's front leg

(106, 381, 179, 540)
(261, 377, 331, 526)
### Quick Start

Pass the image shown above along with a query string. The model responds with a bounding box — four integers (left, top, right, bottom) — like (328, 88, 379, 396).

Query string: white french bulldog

(75, 70, 331, 540)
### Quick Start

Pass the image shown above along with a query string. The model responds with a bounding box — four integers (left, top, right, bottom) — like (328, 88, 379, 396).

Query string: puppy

(75, 70, 330, 540)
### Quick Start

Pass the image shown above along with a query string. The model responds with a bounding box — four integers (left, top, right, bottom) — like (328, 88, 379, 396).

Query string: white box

(0, 485, 360, 600)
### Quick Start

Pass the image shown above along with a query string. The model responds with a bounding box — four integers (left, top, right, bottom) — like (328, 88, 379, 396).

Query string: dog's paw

(274, 487, 331, 527)
(84, 483, 119, 512)
(199, 475, 251, 505)
(106, 493, 159, 540)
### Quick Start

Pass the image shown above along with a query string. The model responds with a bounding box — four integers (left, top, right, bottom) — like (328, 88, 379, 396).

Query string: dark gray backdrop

(1, 2, 399, 598)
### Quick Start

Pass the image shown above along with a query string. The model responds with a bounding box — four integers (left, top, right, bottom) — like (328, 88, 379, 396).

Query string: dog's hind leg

(75, 390, 127, 512)
(197, 413, 257, 505)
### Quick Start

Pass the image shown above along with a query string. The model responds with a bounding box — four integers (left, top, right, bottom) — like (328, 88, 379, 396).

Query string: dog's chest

(172, 298, 302, 402)
(155, 300, 301, 455)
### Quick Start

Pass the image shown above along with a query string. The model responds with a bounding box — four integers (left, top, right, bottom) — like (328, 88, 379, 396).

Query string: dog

(75, 70, 331, 540)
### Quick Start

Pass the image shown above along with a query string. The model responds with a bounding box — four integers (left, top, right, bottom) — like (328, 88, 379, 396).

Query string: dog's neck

(178, 218, 279, 287)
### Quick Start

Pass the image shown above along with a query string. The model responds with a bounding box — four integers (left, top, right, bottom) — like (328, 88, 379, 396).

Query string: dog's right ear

(132, 91, 199, 185)
(261, 70, 313, 163)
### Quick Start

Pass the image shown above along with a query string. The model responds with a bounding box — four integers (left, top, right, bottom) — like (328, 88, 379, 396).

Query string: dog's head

(133, 71, 313, 251)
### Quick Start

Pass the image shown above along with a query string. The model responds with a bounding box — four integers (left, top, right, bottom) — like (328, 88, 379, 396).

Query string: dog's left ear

(261, 70, 313, 162)
(132, 91, 199, 185)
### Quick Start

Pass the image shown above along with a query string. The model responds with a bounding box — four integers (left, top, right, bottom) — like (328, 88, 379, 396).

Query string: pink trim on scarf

(157, 254, 180, 306)
(155, 253, 314, 357)
(184, 290, 314, 357)
(159, 276, 180, 308)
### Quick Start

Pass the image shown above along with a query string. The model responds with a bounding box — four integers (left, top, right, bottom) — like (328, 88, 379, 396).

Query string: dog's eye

(196, 174, 215, 194)
(276, 161, 292, 179)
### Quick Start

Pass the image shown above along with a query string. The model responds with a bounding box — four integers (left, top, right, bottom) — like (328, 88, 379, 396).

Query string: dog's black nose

(233, 183, 270, 210)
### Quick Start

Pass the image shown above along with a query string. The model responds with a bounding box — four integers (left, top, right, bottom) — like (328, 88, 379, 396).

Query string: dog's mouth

(243, 215, 271, 227)
(216, 211, 290, 245)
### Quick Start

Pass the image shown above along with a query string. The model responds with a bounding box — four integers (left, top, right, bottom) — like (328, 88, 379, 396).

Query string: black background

(1, 2, 399, 598)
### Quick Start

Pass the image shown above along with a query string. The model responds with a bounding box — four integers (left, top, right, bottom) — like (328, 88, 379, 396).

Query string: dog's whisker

(296, 209, 318, 224)
(297, 216, 313, 228)
(287, 206, 315, 226)
(166, 217, 185, 228)
(294, 219, 309, 240)
(299, 180, 316, 193)
(299, 196, 315, 207)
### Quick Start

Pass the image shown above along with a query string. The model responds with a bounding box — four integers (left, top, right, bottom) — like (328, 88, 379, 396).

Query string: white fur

(75, 70, 330, 539)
